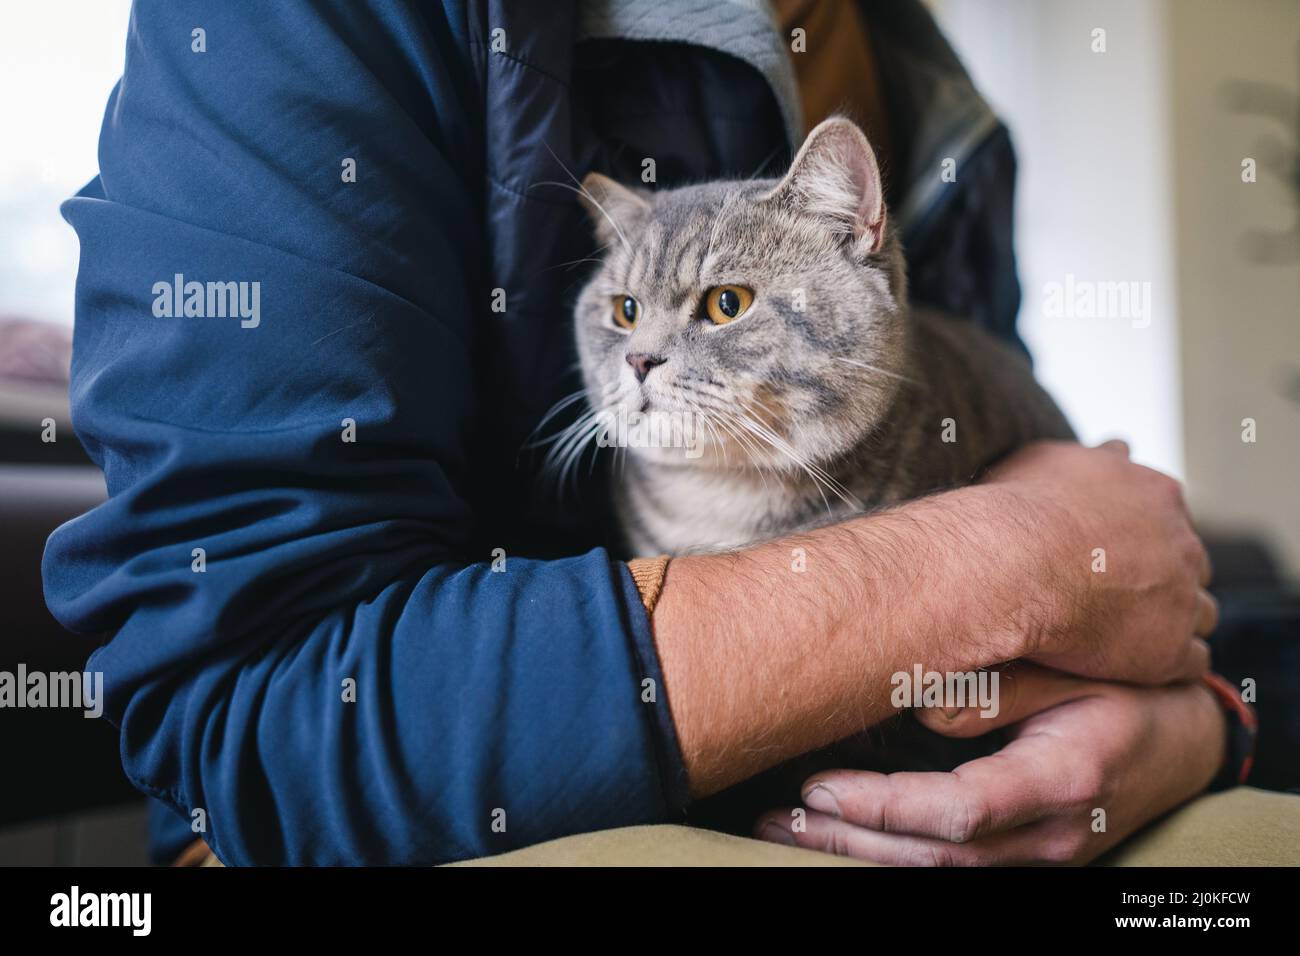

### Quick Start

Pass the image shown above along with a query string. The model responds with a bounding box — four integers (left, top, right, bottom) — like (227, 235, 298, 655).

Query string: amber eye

(612, 295, 639, 330)
(703, 286, 754, 325)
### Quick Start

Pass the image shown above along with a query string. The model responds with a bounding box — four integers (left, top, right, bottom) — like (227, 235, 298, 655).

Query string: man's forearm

(652, 484, 1033, 797)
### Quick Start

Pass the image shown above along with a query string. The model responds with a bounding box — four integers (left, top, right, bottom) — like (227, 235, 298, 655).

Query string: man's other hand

(987, 440, 1216, 685)
(754, 665, 1227, 864)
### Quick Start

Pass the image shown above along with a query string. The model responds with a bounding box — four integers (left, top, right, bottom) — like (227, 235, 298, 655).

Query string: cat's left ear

(764, 116, 886, 256)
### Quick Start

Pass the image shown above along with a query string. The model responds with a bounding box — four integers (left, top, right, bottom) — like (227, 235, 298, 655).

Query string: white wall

(1167, 0, 1300, 576)
(932, 0, 1185, 479)
(934, 0, 1300, 577)
(0, 0, 133, 326)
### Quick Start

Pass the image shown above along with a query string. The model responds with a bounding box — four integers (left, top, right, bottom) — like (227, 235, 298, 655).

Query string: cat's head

(573, 117, 908, 473)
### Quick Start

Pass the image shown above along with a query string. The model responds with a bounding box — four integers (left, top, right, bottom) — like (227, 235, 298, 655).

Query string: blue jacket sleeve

(43, 0, 687, 865)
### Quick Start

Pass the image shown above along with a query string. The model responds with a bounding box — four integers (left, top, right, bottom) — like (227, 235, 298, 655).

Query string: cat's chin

(593, 402, 710, 468)
(623, 443, 711, 469)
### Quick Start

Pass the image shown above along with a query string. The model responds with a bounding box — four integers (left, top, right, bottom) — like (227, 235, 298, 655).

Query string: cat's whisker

(533, 150, 633, 255)
(541, 379, 633, 461)
(542, 407, 594, 454)
(678, 395, 774, 480)
(683, 397, 762, 481)
(711, 413, 775, 494)
(543, 238, 618, 275)
(543, 425, 592, 483)
(524, 389, 592, 448)
(678, 397, 723, 464)
(738, 392, 786, 431)
(702, 188, 740, 272)
(833, 356, 917, 386)
(737, 418, 834, 514)
(550, 412, 612, 497)
(542, 406, 608, 489)
(708, 422, 737, 471)
(747, 144, 783, 180)
(724, 407, 860, 512)
(537, 255, 604, 275)
(540, 416, 600, 479)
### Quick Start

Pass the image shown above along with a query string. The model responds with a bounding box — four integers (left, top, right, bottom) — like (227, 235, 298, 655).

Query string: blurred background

(932, 0, 1300, 578)
(0, 0, 1296, 864)
(0, 0, 143, 865)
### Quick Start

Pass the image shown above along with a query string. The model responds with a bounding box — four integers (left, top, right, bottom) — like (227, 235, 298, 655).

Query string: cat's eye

(703, 286, 754, 325)
(612, 295, 640, 330)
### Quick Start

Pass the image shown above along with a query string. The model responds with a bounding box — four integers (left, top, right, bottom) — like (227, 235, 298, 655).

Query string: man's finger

(1194, 589, 1219, 636)
(755, 808, 1013, 865)
(756, 810, 1108, 866)
(1198, 547, 1214, 587)
(797, 734, 1072, 843)
(1173, 636, 1211, 682)
(1096, 439, 1130, 458)
(913, 663, 1100, 737)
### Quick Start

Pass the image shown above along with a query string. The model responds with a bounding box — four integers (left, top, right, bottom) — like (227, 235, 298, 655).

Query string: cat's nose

(626, 352, 667, 383)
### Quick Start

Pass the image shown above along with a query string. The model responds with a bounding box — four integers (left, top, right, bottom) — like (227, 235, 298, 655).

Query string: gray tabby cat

(564, 117, 1075, 827)
(568, 117, 1073, 558)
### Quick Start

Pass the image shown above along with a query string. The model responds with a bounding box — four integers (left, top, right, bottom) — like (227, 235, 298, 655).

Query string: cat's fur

(571, 118, 1072, 555)
(566, 117, 1074, 826)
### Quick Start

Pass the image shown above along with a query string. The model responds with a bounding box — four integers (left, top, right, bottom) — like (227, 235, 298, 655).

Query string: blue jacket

(45, 0, 1021, 865)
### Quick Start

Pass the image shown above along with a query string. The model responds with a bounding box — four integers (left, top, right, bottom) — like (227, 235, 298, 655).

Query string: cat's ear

(765, 116, 886, 256)
(579, 172, 651, 246)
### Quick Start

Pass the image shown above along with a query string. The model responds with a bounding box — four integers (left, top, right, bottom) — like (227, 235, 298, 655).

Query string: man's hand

(754, 665, 1228, 864)
(987, 440, 1216, 684)
(651, 440, 1215, 798)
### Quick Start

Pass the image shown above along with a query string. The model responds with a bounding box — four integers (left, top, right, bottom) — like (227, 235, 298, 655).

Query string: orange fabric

(627, 556, 671, 615)
(772, 0, 893, 165)
(172, 838, 220, 867)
